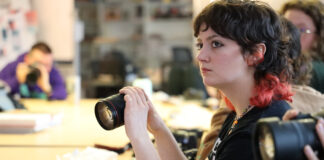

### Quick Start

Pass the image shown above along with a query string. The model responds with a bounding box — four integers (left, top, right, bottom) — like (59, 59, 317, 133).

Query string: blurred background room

(0, 0, 309, 99)
(0, 0, 323, 159)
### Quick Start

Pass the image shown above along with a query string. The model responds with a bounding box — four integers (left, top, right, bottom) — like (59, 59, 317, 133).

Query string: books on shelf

(0, 111, 63, 133)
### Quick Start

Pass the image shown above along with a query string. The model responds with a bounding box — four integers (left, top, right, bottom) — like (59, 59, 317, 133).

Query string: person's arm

(152, 126, 187, 160)
(47, 68, 67, 100)
(146, 100, 187, 160)
(36, 64, 52, 96)
(120, 87, 186, 160)
(120, 87, 160, 160)
(0, 62, 22, 94)
(283, 109, 324, 160)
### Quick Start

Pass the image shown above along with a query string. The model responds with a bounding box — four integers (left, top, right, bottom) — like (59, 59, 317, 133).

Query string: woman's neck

(220, 75, 255, 116)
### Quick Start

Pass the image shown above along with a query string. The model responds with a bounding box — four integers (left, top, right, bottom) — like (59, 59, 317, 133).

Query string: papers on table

(166, 104, 212, 130)
(0, 111, 63, 133)
(58, 147, 118, 160)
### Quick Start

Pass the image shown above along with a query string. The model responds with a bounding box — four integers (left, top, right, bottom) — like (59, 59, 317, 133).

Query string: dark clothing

(208, 100, 291, 160)
(310, 61, 324, 94)
(0, 53, 67, 100)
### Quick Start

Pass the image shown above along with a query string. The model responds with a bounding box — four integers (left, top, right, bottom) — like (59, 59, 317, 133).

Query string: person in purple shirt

(0, 42, 67, 100)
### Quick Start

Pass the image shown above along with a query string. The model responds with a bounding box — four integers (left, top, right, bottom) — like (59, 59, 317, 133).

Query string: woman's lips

(201, 68, 212, 73)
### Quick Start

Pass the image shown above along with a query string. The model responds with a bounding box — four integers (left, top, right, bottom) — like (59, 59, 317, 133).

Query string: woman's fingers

(124, 94, 132, 103)
(130, 87, 146, 107)
(120, 86, 149, 108)
(304, 145, 319, 160)
(303, 119, 324, 160)
(316, 118, 324, 149)
(120, 87, 138, 104)
(283, 109, 299, 121)
(134, 87, 148, 106)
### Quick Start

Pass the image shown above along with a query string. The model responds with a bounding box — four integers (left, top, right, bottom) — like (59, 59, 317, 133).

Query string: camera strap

(94, 143, 132, 154)
(228, 106, 254, 135)
(19, 84, 47, 99)
(19, 84, 30, 97)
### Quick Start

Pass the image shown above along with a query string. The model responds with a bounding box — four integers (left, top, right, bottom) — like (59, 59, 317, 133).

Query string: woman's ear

(245, 43, 266, 66)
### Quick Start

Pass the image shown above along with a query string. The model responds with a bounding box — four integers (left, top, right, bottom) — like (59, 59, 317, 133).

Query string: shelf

(145, 0, 191, 6)
(148, 17, 192, 22)
(92, 36, 143, 45)
(77, 0, 194, 98)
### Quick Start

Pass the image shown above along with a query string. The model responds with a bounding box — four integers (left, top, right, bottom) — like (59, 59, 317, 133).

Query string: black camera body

(94, 94, 125, 130)
(253, 112, 324, 160)
(26, 65, 41, 86)
(171, 128, 203, 152)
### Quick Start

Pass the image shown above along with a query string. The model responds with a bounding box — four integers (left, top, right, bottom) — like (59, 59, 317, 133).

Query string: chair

(90, 50, 128, 98)
(161, 46, 207, 97)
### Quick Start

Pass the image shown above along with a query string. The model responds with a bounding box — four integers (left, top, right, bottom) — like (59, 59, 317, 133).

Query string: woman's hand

(282, 109, 299, 121)
(120, 86, 166, 138)
(304, 118, 324, 160)
(283, 109, 324, 160)
(120, 86, 150, 140)
(120, 86, 162, 160)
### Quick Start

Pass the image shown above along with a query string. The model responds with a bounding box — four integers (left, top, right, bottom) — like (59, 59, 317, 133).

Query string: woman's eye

(196, 43, 203, 50)
(212, 41, 223, 48)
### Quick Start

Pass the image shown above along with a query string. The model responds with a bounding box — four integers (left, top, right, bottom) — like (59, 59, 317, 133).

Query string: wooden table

(0, 99, 131, 160)
(0, 98, 212, 160)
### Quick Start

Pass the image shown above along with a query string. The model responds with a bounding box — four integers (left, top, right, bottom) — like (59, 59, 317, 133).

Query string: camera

(171, 128, 203, 152)
(94, 94, 125, 130)
(26, 65, 41, 86)
(252, 111, 324, 160)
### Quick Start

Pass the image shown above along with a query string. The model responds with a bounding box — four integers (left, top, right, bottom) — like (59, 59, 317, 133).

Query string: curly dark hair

(281, 17, 313, 85)
(193, 0, 293, 107)
(280, 0, 324, 61)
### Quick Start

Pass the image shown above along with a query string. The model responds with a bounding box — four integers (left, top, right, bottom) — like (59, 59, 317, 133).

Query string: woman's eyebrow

(197, 34, 219, 42)
(207, 34, 219, 41)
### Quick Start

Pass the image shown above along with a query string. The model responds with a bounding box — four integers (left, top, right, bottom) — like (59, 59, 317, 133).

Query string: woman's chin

(203, 79, 224, 88)
(203, 79, 216, 87)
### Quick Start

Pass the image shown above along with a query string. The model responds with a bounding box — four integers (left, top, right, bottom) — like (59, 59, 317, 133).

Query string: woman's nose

(196, 48, 209, 62)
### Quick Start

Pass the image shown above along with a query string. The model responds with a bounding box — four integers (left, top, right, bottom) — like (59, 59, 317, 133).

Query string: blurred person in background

(0, 42, 67, 100)
(281, 17, 324, 113)
(281, 0, 324, 93)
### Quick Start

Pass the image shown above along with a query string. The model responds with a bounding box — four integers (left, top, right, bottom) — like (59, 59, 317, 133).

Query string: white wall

(0, 0, 37, 70)
(32, 0, 75, 61)
(194, 0, 291, 14)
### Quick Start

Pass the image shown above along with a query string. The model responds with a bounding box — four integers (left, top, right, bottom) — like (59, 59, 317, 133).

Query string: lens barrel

(253, 117, 324, 160)
(26, 66, 41, 86)
(94, 94, 125, 130)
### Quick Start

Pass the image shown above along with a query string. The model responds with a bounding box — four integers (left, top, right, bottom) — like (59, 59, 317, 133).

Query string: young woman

(281, 0, 324, 93)
(120, 1, 292, 159)
(195, 16, 324, 160)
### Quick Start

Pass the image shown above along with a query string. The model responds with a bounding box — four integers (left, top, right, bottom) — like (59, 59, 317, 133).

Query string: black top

(208, 100, 291, 160)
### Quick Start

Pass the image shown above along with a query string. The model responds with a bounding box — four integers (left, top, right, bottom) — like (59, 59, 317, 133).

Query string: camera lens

(258, 124, 275, 160)
(26, 65, 41, 86)
(253, 117, 323, 160)
(94, 94, 125, 130)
